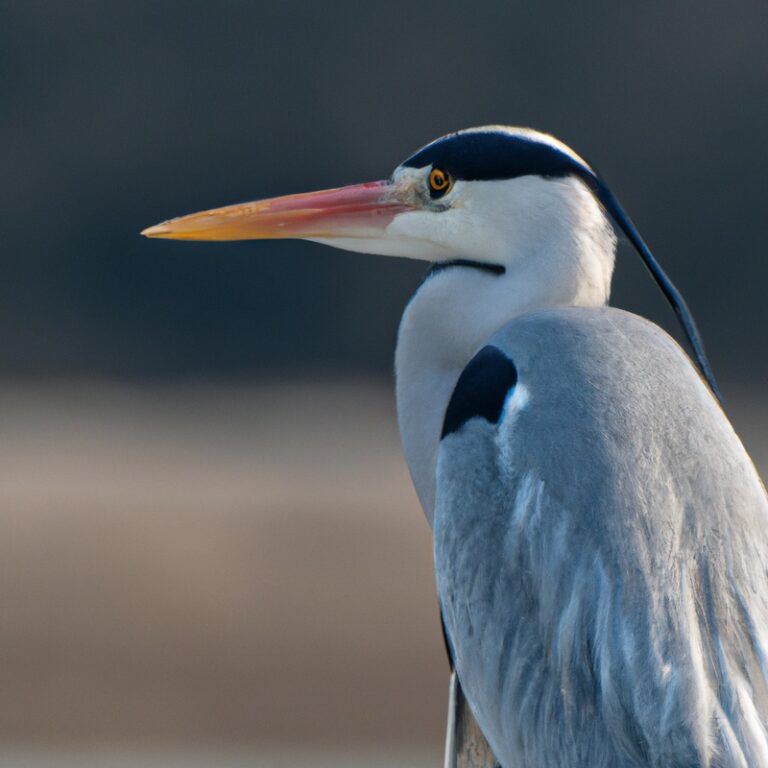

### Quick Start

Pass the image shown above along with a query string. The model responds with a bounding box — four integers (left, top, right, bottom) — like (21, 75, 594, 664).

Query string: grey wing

(434, 306, 768, 768)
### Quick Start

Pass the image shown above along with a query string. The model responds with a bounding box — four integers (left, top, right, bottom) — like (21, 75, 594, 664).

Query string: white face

(313, 164, 607, 271)
(386, 167, 548, 265)
(382, 167, 513, 263)
(309, 166, 533, 264)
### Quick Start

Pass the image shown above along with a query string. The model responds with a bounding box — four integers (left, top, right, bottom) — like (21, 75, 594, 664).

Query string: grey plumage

(436, 307, 768, 768)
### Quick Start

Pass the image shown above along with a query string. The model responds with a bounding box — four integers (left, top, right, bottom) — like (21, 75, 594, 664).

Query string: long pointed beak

(141, 180, 414, 242)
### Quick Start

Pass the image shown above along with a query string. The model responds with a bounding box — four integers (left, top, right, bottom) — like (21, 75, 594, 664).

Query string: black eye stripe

(404, 131, 594, 185)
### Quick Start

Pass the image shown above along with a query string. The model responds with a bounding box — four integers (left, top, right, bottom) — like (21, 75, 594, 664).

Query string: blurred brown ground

(0, 380, 443, 750)
(0, 379, 764, 753)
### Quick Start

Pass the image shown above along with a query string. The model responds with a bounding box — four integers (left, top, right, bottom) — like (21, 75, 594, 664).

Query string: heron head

(141, 126, 610, 269)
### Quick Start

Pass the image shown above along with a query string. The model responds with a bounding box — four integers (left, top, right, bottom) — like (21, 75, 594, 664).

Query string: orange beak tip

(141, 223, 171, 238)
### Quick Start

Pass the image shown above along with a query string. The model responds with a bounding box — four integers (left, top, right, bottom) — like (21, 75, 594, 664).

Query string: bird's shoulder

(436, 304, 766, 547)
(442, 305, 718, 449)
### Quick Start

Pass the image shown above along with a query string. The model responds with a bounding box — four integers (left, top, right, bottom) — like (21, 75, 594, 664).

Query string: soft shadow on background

(2, 2, 767, 765)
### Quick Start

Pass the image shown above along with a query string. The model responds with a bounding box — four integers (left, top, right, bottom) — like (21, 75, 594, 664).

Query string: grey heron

(143, 126, 768, 768)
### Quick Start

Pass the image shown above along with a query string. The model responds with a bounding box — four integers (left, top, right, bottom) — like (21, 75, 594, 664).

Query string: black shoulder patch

(441, 346, 518, 439)
(402, 130, 594, 184)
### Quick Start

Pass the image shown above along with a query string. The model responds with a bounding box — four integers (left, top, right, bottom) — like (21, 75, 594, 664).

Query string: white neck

(394, 176, 616, 523)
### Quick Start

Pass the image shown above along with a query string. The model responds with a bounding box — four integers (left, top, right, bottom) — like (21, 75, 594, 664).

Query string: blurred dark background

(2, 0, 766, 381)
(0, 2, 766, 765)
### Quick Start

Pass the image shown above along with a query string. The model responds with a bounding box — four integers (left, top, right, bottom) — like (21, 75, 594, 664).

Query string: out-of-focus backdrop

(2, 2, 767, 765)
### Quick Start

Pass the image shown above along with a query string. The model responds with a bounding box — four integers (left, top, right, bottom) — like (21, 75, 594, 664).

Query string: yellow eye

(428, 167, 452, 196)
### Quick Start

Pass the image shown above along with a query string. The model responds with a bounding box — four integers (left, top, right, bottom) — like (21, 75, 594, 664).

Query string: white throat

(394, 176, 616, 523)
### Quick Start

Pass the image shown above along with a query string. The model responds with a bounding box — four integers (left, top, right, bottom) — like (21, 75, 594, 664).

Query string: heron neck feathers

(395, 186, 616, 522)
